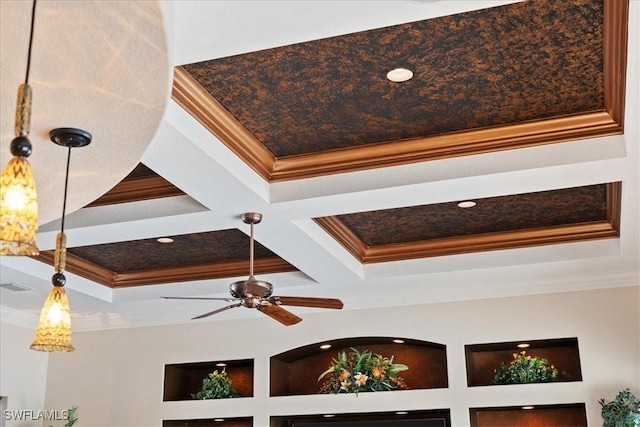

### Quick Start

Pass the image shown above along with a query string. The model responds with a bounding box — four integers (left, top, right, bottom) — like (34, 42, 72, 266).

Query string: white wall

(43, 286, 639, 427)
(0, 322, 49, 427)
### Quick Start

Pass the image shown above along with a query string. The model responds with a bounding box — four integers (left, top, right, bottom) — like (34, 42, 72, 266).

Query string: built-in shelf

(469, 403, 587, 427)
(270, 336, 447, 396)
(271, 409, 451, 427)
(465, 337, 582, 387)
(163, 359, 254, 401)
(163, 417, 252, 427)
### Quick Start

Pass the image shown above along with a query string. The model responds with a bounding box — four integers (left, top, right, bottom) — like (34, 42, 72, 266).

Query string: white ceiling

(1, 0, 638, 332)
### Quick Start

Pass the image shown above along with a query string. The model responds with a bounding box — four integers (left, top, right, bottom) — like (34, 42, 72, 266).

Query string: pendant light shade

(0, 1, 40, 256)
(31, 232, 73, 352)
(29, 284, 74, 352)
(0, 151, 39, 255)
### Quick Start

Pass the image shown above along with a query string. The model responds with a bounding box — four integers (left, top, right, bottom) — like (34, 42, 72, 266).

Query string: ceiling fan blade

(162, 296, 237, 302)
(269, 296, 344, 309)
(192, 302, 242, 320)
(257, 303, 303, 326)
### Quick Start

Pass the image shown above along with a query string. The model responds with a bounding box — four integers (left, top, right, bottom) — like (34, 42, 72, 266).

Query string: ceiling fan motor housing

(229, 279, 273, 299)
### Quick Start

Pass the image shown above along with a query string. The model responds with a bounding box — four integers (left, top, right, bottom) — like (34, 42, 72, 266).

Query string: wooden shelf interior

(270, 336, 447, 396)
(163, 417, 252, 427)
(271, 409, 451, 427)
(469, 403, 587, 427)
(163, 359, 254, 401)
(465, 337, 582, 387)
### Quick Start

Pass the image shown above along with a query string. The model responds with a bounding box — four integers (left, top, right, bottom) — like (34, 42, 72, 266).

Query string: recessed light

(457, 201, 476, 208)
(214, 419, 225, 422)
(396, 411, 409, 415)
(517, 343, 530, 348)
(393, 339, 405, 344)
(157, 237, 174, 243)
(522, 406, 535, 410)
(323, 414, 335, 418)
(320, 344, 332, 349)
(216, 362, 227, 367)
(386, 68, 413, 82)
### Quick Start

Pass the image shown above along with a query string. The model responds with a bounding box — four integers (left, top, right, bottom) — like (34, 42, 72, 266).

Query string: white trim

(0, 306, 37, 329)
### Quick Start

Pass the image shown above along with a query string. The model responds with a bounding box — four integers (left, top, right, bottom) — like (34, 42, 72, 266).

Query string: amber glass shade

(0, 156, 39, 255)
(30, 286, 74, 352)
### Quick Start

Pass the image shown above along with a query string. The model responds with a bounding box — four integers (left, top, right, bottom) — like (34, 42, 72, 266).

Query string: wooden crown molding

(315, 182, 622, 264)
(171, 0, 627, 183)
(361, 222, 619, 264)
(33, 251, 296, 288)
(603, 0, 629, 128)
(172, 67, 277, 181)
(606, 180, 622, 232)
(86, 175, 185, 207)
(33, 252, 116, 287)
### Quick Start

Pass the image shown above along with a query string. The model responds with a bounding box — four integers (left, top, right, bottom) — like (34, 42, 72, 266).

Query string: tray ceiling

(173, 0, 626, 181)
(1, 0, 635, 331)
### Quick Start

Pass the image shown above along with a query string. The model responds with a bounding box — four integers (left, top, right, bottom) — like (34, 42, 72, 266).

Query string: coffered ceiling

(1, 0, 637, 331)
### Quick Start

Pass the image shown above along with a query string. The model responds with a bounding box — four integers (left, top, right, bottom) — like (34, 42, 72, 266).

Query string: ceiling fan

(162, 212, 344, 325)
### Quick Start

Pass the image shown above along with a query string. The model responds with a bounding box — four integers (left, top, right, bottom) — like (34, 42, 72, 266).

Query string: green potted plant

(64, 407, 78, 427)
(317, 347, 408, 395)
(599, 389, 640, 427)
(192, 368, 241, 399)
(492, 351, 568, 384)
(49, 406, 78, 427)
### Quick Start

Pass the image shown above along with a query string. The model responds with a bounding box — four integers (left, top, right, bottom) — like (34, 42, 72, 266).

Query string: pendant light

(0, 0, 40, 256)
(30, 128, 91, 353)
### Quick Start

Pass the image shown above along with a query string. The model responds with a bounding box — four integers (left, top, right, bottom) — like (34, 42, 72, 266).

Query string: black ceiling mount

(49, 127, 92, 148)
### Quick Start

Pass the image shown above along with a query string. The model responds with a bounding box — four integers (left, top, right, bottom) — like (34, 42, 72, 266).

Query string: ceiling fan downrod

(242, 212, 262, 278)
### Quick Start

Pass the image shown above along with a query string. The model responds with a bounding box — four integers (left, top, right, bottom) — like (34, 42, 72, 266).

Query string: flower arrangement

(317, 347, 408, 395)
(192, 368, 241, 399)
(599, 388, 640, 427)
(492, 351, 567, 384)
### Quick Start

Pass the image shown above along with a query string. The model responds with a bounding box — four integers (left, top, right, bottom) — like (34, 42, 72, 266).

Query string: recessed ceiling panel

(33, 229, 297, 288)
(336, 185, 609, 245)
(184, 0, 603, 156)
(173, 0, 627, 181)
(315, 183, 621, 263)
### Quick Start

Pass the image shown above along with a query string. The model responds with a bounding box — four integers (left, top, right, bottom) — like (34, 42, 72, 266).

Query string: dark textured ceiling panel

(314, 182, 620, 263)
(335, 184, 608, 246)
(66, 229, 277, 272)
(121, 163, 159, 180)
(35, 228, 298, 288)
(183, 0, 604, 158)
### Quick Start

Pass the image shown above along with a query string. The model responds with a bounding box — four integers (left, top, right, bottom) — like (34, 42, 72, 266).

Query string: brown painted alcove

(464, 337, 582, 387)
(163, 417, 252, 427)
(270, 336, 447, 396)
(163, 359, 254, 401)
(469, 403, 587, 427)
(271, 409, 451, 427)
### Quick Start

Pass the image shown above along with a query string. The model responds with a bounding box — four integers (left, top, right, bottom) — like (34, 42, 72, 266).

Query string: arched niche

(270, 336, 448, 396)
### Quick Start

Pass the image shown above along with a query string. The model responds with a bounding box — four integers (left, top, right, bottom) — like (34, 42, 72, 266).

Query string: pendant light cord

(24, 0, 37, 85)
(60, 146, 72, 235)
